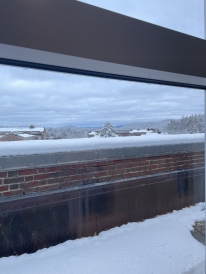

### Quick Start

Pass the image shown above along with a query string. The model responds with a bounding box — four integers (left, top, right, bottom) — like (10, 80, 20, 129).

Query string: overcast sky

(0, 0, 204, 128)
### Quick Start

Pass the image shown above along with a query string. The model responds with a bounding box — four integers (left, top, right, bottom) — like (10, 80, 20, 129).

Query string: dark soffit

(0, 0, 205, 88)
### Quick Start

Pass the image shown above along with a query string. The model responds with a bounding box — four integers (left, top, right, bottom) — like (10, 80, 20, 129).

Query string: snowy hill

(117, 114, 204, 134)
(46, 126, 88, 139)
(46, 114, 204, 139)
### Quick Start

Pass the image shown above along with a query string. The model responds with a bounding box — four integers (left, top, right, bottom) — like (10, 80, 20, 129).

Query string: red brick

(116, 164, 124, 170)
(76, 168, 88, 175)
(115, 175, 123, 180)
(97, 171, 107, 177)
(107, 175, 116, 181)
(157, 163, 170, 169)
(50, 184, 60, 190)
(24, 175, 34, 182)
(112, 169, 125, 175)
(0, 185, 8, 192)
(140, 170, 150, 176)
(138, 161, 150, 166)
(164, 158, 175, 164)
(49, 171, 64, 178)
(108, 169, 125, 176)
(20, 181, 38, 189)
(149, 164, 158, 170)
(8, 171, 18, 177)
(112, 160, 125, 165)
(150, 159, 165, 164)
(48, 178, 64, 185)
(105, 159, 113, 164)
(47, 166, 63, 172)
(123, 173, 136, 179)
(37, 168, 48, 173)
(94, 161, 107, 167)
(70, 174, 87, 181)
(60, 181, 80, 189)
(71, 163, 87, 169)
(9, 184, 19, 190)
(62, 165, 71, 170)
(36, 185, 53, 192)
(24, 188, 37, 194)
(170, 166, 178, 171)
(129, 158, 143, 163)
(34, 174, 51, 180)
(124, 163, 135, 168)
(18, 169, 37, 176)
(2, 190, 22, 197)
(131, 167, 141, 172)
(4, 177, 24, 185)
(152, 168, 167, 174)
(87, 166, 97, 172)
(0, 172, 7, 178)
(38, 180, 48, 186)
(62, 170, 76, 177)
(148, 156, 162, 161)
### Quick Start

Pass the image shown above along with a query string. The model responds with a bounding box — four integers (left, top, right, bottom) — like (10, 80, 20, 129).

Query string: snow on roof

(17, 134, 35, 138)
(130, 129, 152, 133)
(0, 127, 44, 133)
(0, 133, 203, 157)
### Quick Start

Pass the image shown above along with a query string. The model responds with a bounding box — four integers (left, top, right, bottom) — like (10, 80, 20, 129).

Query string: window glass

(0, 65, 205, 274)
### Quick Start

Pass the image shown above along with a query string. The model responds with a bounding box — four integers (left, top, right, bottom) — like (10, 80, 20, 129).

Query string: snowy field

(0, 203, 205, 274)
(0, 133, 204, 157)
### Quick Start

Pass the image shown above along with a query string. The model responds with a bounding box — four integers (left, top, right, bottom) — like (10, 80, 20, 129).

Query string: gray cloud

(0, 65, 204, 127)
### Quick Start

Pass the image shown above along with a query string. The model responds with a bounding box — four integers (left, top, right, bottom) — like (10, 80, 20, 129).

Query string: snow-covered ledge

(0, 134, 204, 171)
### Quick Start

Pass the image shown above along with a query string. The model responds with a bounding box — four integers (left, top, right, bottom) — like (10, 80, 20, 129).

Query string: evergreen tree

(165, 114, 204, 134)
(99, 122, 117, 137)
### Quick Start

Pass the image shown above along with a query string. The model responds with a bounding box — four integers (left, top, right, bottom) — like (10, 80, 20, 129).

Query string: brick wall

(0, 150, 204, 198)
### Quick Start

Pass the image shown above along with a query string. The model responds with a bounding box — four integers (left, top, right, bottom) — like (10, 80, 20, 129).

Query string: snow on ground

(0, 203, 205, 274)
(0, 133, 204, 157)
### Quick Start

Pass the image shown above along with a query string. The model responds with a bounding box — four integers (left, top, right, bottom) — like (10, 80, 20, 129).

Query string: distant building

(88, 128, 161, 138)
(0, 134, 24, 142)
(115, 129, 130, 137)
(129, 130, 148, 136)
(0, 126, 46, 141)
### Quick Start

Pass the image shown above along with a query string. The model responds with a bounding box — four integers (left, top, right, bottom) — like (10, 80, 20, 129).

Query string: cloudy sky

(0, 0, 204, 128)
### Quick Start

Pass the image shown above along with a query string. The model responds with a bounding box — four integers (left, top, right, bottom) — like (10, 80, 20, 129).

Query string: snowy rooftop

(0, 203, 204, 274)
(0, 133, 204, 157)
(0, 127, 44, 133)
(130, 129, 153, 133)
(17, 134, 35, 138)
